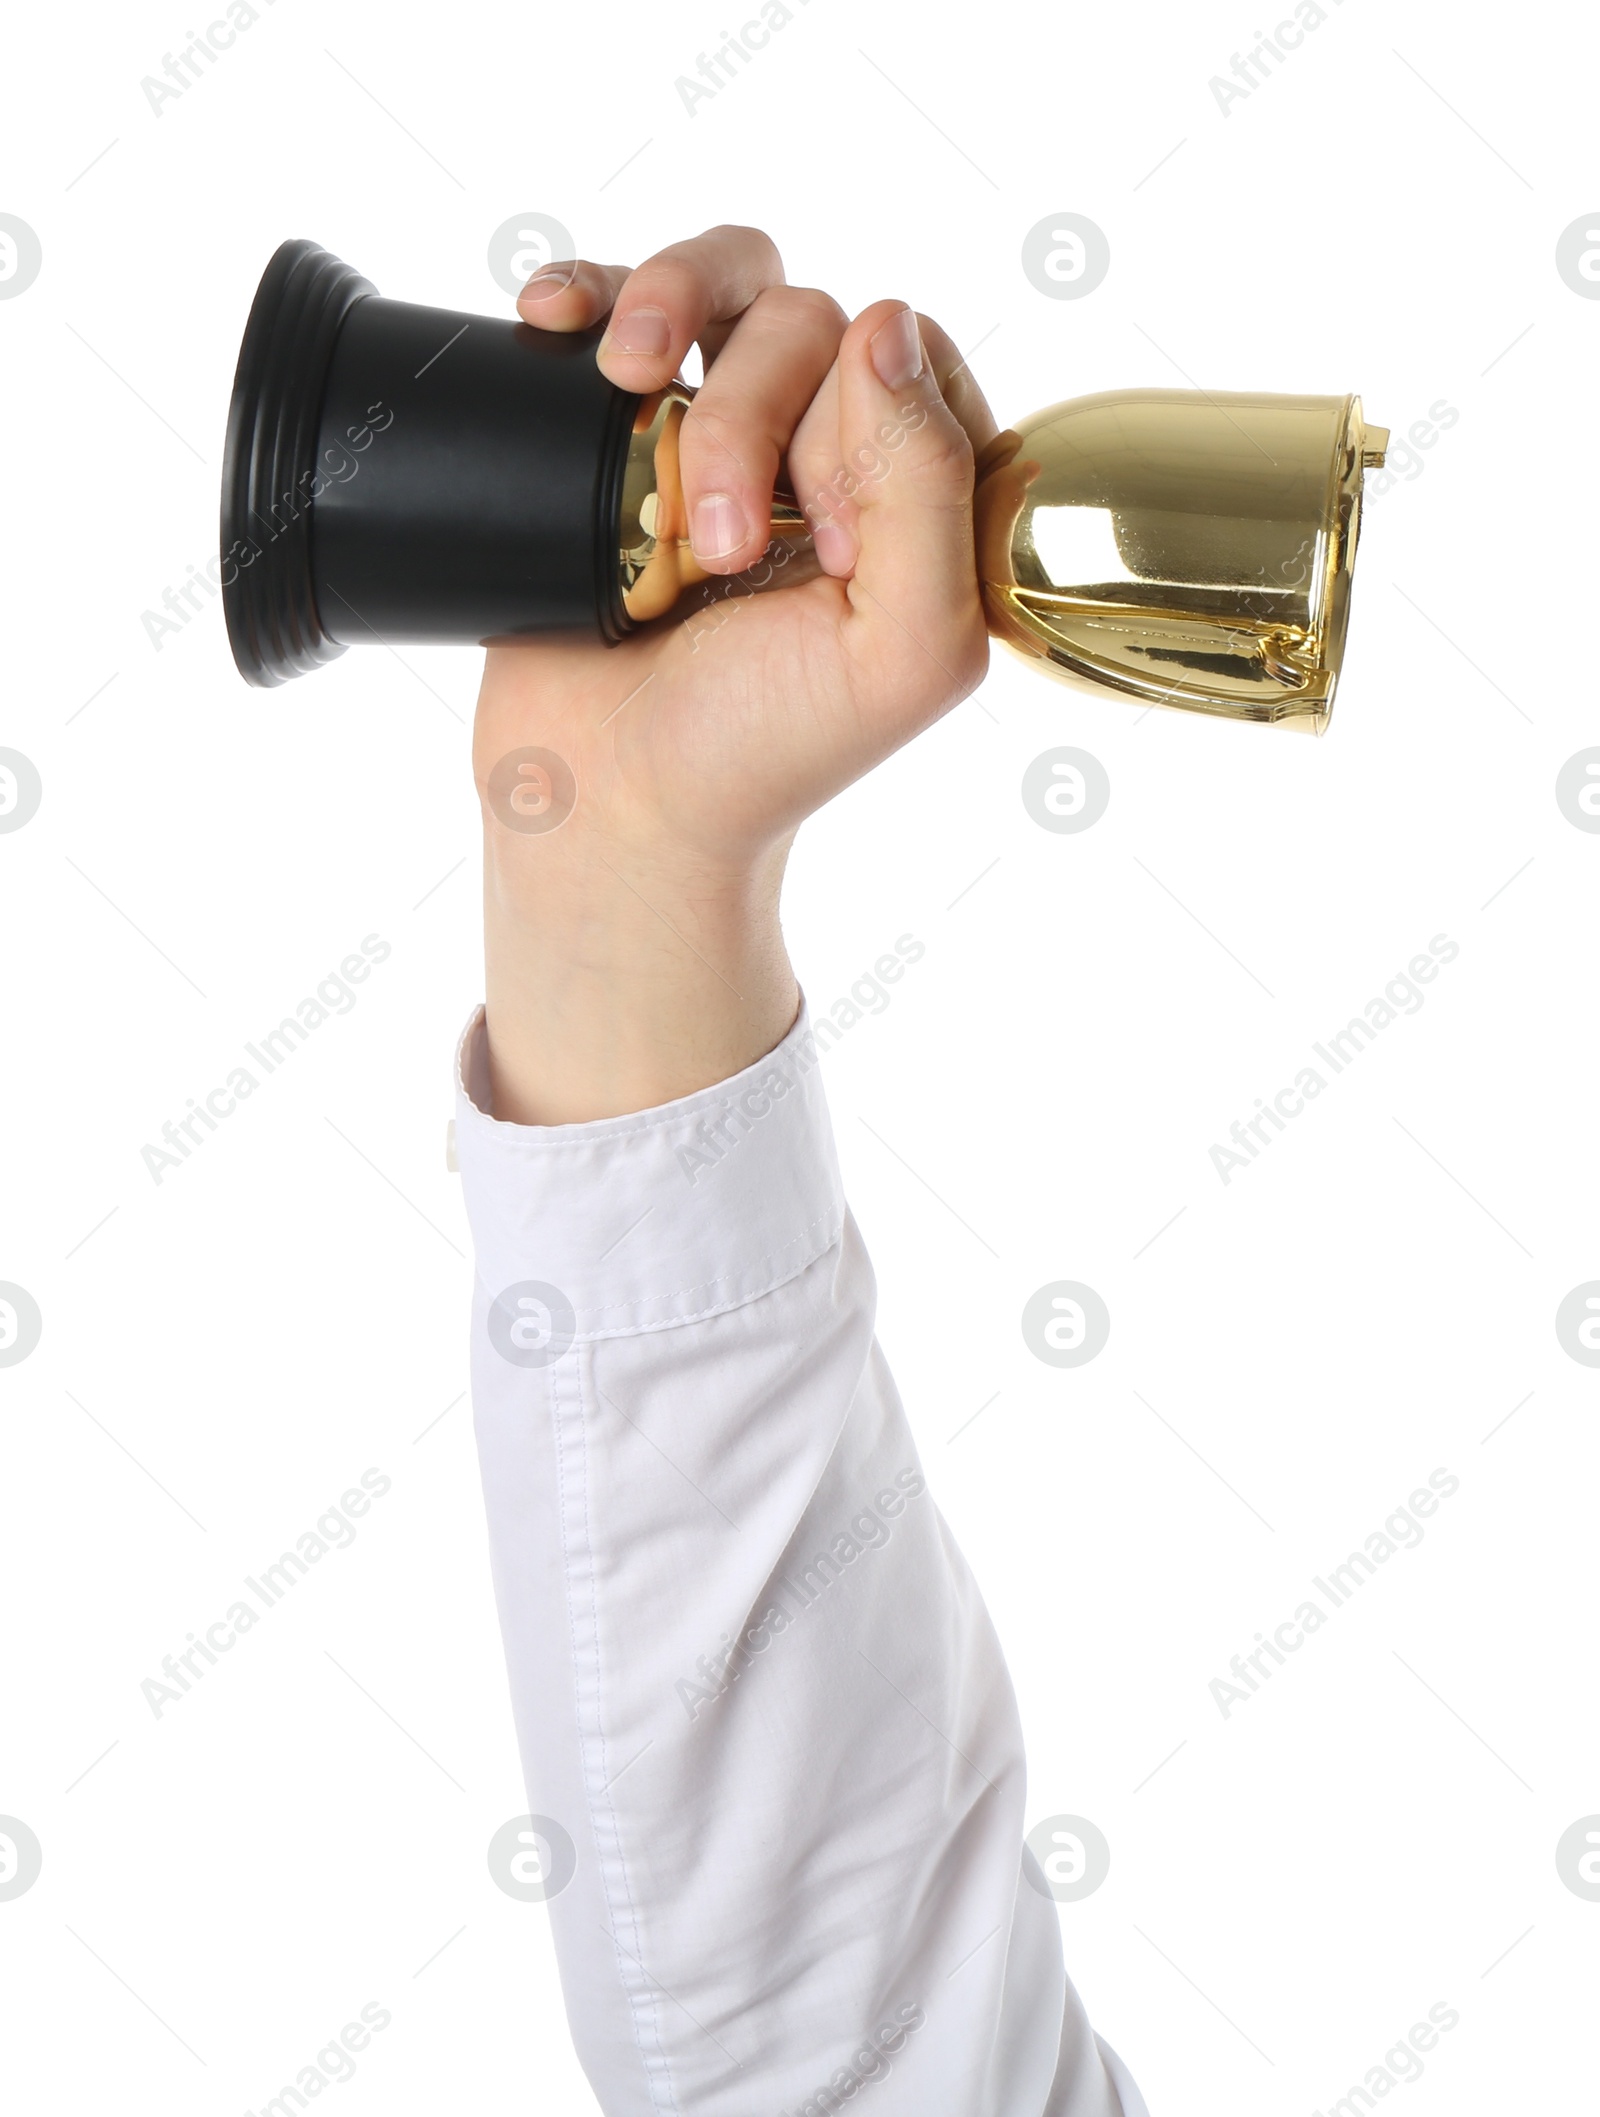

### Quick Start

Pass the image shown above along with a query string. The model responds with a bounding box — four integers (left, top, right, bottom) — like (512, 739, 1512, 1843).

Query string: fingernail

(869, 307, 923, 392)
(691, 491, 748, 561)
(607, 305, 671, 357)
(520, 268, 574, 302)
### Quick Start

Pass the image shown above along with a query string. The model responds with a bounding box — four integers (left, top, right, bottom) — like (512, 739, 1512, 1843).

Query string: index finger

(515, 257, 634, 330)
(520, 224, 787, 395)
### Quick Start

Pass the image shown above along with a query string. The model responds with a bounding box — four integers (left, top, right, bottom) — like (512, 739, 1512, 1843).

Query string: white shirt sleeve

(455, 1001, 1148, 2117)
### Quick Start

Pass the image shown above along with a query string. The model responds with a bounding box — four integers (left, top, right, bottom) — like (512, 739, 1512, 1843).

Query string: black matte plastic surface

(220, 240, 639, 687)
(311, 297, 636, 650)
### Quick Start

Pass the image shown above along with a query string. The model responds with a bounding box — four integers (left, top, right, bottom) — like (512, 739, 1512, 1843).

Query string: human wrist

(481, 829, 798, 1125)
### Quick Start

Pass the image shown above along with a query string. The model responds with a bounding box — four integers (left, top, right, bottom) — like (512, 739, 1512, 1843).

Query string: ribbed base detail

(220, 240, 375, 687)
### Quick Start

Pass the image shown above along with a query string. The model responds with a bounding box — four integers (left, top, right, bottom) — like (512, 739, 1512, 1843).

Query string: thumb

(826, 300, 987, 706)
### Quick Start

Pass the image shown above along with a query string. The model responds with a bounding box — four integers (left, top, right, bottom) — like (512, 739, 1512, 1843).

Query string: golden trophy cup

(224, 242, 1385, 732)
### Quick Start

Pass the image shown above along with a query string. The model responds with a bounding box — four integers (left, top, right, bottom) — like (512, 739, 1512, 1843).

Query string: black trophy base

(220, 240, 640, 688)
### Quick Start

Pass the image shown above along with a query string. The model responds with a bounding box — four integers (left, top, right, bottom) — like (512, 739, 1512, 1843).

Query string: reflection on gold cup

(974, 390, 1387, 733)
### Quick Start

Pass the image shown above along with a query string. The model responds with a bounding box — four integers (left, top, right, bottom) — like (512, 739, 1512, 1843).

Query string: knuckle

(707, 221, 783, 265)
(635, 255, 705, 310)
(905, 411, 975, 487)
(680, 397, 768, 479)
(682, 395, 750, 447)
(758, 284, 847, 336)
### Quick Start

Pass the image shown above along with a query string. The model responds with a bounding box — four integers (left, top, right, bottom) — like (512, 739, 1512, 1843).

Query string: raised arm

(459, 224, 1147, 2116)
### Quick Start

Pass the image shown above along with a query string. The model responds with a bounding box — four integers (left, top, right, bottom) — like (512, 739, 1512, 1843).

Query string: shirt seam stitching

(471, 1218, 846, 1343)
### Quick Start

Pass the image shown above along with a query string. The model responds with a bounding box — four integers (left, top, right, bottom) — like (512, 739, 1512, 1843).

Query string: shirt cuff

(453, 1000, 845, 1341)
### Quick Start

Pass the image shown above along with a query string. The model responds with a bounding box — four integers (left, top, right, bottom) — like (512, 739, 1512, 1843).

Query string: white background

(2, 0, 1597, 2110)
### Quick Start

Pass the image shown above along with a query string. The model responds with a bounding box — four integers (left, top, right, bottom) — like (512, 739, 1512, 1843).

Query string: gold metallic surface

(973, 389, 1384, 733)
(619, 385, 696, 623)
(620, 382, 808, 623)
(619, 382, 1384, 732)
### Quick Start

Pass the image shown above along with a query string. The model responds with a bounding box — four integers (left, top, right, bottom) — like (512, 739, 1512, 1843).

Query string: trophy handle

(618, 380, 811, 623)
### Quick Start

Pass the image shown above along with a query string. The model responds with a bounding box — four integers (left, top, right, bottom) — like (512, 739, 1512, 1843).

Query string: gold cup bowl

(973, 389, 1387, 733)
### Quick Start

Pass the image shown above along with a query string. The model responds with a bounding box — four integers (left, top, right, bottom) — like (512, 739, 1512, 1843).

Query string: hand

(474, 224, 997, 1123)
